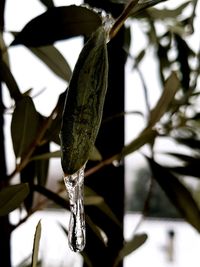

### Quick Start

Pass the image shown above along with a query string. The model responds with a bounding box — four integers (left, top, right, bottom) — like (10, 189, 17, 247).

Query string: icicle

(63, 165, 86, 252)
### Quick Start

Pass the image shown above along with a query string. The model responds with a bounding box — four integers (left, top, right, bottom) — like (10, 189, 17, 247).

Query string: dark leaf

(147, 157, 200, 232)
(29, 45, 72, 82)
(0, 183, 29, 216)
(35, 142, 50, 186)
(175, 137, 200, 150)
(0, 0, 5, 30)
(174, 34, 190, 90)
(31, 220, 41, 267)
(11, 5, 102, 47)
(39, 0, 54, 8)
(11, 96, 40, 159)
(20, 161, 36, 212)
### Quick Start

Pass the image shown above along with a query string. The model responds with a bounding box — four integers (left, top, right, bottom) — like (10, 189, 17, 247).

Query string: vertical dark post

(84, 1, 126, 266)
(0, 1, 12, 265)
(0, 75, 12, 267)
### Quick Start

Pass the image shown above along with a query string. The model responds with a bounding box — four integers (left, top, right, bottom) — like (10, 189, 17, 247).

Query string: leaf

(174, 34, 190, 90)
(130, 0, 168, 17)
(89, 146, 102, 161)
(11, 5, 102, 47)
(148, 72, 180, 127)
(31, 220, 42, 267)
(29, 46, 72, 82)
(35, 142, 50, 186)
(147, 1, 191, 20)
(11, 96, 40, 159)
(147, 157, 200, 232)
(20, 161, 36, 212)
(39, 0, 54, 8)
(31, 150, 61, 160)
(114, 233, 147, 266)
(0, 58, 22, 101)
(0, 183, 29, 216)
(121, 127, 157, 158)
(84, 186, 122, 227)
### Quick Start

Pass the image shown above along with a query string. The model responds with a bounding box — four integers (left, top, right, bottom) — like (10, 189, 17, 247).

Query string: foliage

(0, 0, 200, 266)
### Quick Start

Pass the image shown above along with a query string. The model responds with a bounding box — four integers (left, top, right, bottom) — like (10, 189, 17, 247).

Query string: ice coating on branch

(63, 165, 86, 252)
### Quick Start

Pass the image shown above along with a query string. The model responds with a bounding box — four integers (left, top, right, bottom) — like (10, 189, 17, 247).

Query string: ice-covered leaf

(0, 183, 29, 216)
(11, 5, 102, 46)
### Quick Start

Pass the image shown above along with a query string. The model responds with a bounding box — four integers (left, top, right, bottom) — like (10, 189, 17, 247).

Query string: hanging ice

(63, 165, 86, 252)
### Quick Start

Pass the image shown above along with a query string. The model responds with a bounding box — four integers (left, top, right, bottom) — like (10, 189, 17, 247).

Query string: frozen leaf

(0, 183, 29, 216)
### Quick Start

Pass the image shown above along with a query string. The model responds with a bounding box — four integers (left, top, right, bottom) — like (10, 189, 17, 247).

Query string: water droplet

(63, 165, 86, 252)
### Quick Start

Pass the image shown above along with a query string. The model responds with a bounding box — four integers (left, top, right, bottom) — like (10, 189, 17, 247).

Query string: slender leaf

(29, 46, 72, 82)
(147, 1, 191, 20)
(114, 233, 148, 266)
(31, 220, 42, 267)
(148, 72, 180, 127)
(0, 183, 29, 216)
(11, 5, 102, 47)
(147, 157, 200, 232)
(121, 127, 157, 157)
(11, 96, 40, 159)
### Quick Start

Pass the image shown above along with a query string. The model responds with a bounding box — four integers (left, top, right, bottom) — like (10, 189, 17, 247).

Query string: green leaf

(148, 72, 180, 127)
(29, 46, 72, 82)
(0, 183, 29, 216)
(147, 157, 200, 232)
(114, 233, 148, 266)
(121, 127, 157, 158)
(31, 150, 61, 161)
(11, 5, 102, 47)
(11, 96, 40, 159)
(89, 146, 102, 161)
(84, 186, 122, 227)
(31, 220, 42, 267)
(147, 1, 191, 20)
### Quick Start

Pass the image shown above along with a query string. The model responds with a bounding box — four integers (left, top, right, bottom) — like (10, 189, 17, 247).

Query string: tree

(0, 0, 200, 266)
